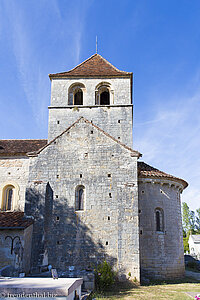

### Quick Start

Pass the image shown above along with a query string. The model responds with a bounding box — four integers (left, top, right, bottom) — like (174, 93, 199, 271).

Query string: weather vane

(96, 36, 98, 54)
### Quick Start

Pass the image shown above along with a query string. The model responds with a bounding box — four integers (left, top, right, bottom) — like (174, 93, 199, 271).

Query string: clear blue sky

(0, 0, 199, 211)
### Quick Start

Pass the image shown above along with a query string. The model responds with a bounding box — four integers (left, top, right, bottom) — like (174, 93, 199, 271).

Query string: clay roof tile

(138, 161, 188, 189)
(0, 212, 33, 229)
(49, 54, 132, 78)
(0, 139, 47, 156)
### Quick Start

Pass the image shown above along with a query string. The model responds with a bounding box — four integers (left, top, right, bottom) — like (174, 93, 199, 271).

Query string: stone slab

(0, 277, 83, 297)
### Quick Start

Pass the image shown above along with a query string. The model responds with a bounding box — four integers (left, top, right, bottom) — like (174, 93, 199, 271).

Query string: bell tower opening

(74, 90, 83, 105)
(100, 90, 110, 105)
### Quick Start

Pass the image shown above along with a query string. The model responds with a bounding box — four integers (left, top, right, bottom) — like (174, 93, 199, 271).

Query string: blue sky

(0, 0, 199, 211)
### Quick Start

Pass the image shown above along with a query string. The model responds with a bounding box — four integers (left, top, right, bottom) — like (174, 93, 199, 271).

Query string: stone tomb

(0, 277, 83, 299)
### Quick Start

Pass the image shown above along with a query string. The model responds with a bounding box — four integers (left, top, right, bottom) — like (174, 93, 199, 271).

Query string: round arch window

(2, 185, 15, 211)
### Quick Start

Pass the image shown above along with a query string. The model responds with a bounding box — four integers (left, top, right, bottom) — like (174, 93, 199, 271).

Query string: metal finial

(96, 36, 98, 54)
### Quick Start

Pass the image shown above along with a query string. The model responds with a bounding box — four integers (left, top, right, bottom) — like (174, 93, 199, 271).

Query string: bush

(94, 261, 115, 291)
(183, 236, 190, 253)
(187, 261, 200, 270)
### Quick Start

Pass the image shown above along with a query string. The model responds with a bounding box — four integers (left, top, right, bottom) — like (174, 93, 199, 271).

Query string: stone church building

(0, 54, 188, 281)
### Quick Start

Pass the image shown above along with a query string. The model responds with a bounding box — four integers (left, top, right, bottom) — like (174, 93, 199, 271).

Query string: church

(0, 54, 188, 282)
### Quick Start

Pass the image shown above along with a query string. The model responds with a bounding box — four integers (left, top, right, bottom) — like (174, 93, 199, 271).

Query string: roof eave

(49, 73, 132, 80)
(138, 175, 188, 189)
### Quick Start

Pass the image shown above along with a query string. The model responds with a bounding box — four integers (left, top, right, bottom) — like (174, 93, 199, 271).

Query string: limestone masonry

(0, 54, 188, 282)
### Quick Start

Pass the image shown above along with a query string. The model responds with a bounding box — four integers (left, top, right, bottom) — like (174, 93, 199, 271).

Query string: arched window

(1, 185, 14, 211)
(75, 185, 85, 211)
(74, 89, 83, 105)
(155, 208, 164, 232)
(100, 90, 110, 105)
(95, 82, 112, 105)
(68, 83, 85, 105)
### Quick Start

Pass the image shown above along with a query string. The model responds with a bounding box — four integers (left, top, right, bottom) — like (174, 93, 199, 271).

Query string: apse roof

(138, 161, 188, 189)
(49, 53, 132, 78)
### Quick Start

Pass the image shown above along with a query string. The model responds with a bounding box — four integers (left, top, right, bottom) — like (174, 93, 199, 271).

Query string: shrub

(187, 261, 199, 270)
(94, 261, 115, 291)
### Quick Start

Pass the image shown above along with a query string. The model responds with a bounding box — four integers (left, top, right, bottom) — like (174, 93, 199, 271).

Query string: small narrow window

(56, 195, 58, 199)
(80, 174, 82, 178)
(108, 216, 110, 221)
(108, 174, 111, 177)
(156, 211, 160, 231)
(106, 241, 108, 245)
(57, 121, 60, 124)
(109, 193, 112, 198)
(118, 137, 120, 140)
(75, 185, 85, 211)
(155, 208, 164, 232)
(118, 120, 120, 123)
(56, 216, 60, 221)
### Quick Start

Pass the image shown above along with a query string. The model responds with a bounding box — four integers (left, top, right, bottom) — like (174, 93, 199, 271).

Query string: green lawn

(89, 277, 200, 300)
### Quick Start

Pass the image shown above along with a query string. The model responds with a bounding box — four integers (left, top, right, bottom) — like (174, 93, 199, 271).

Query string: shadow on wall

(25, 182, 117, 276)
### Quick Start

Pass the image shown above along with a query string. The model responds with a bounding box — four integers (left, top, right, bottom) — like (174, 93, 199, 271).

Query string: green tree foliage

(182, 203, 200, 253)
(94, 261, 115, 291)
(196, 208, 200, 233)
(183, 235, 190, 253)
(182, 202, 198, 234)
(182, 202, 191, 233)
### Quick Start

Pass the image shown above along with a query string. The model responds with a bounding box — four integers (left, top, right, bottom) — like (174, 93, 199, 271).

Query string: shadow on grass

(88, 280, 139, 299)
(88, 276, 200, 299)
(144, 276, 200, 286)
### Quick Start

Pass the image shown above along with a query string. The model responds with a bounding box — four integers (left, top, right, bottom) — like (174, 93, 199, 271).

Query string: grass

(88, 277, 200, 300)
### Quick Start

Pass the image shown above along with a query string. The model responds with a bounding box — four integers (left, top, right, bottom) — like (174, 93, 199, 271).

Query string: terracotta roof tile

(0, 212, 33, 229)
(138, 161, 188, 188)
(49, 54, 132, 78)
(0, 139, 47, 156)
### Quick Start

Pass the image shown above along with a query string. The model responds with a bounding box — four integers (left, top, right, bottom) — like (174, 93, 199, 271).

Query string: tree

(182, 202, 192, 234)
(196, 208, 200, 233)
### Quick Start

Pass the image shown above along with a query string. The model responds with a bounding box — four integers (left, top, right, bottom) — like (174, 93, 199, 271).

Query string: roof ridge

(56, 53, 98, 75)
(96, 53, 130, 74)
(0, 139, 47, 141)
(32, 117, 141, 157)
(49, 53, 132, 77)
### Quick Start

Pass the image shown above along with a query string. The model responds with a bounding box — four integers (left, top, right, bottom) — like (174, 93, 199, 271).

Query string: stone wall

(0, 157, 30, 211)
(50, 78, 131, 107)
(138, 178, 185, 279)
(0, 225, 32, 274)
(26, 118, 140, 280)
(48, 77, 133, 147)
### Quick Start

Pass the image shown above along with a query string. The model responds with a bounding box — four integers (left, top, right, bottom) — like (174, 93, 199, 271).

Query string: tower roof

(49, 54, 132, 79)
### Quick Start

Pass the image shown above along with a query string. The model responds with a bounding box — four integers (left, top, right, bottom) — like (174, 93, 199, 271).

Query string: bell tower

(48, 54, 133, 147)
